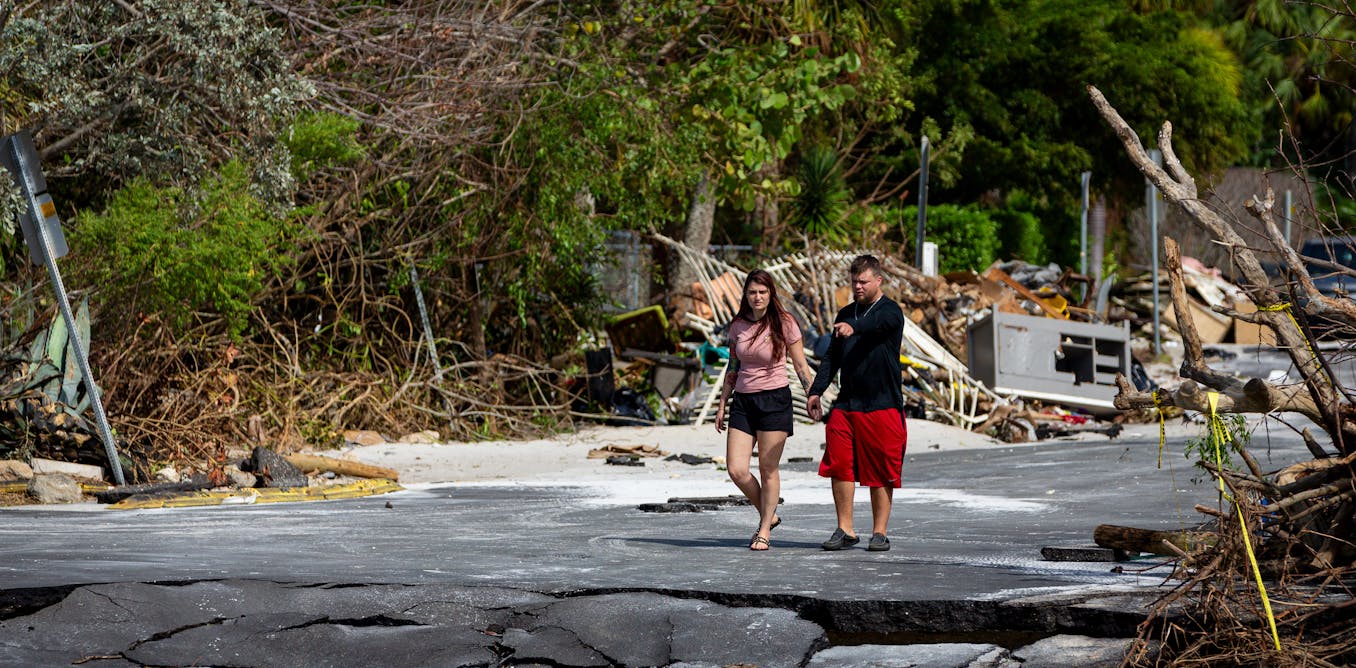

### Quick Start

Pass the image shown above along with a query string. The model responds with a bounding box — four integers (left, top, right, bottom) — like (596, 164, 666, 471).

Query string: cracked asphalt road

(0, 414, 1314, 666)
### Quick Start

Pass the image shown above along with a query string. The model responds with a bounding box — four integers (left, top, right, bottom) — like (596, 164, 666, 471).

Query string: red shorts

(820, 408, 906, 488)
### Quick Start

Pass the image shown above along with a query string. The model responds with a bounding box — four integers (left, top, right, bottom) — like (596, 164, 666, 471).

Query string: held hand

(807, 395, 822, 421)
(832, 322, 855, 338)
(714, 405, 726, 433)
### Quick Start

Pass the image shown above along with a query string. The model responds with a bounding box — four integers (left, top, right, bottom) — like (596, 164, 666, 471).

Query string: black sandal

(750, 535, 770, 550)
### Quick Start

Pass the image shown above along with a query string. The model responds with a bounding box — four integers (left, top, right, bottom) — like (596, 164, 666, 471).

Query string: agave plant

(0, 298, 97, 463)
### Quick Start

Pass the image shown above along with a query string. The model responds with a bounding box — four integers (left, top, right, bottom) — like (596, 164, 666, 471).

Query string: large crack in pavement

(279, 614, 427, 630)
(0, 583, 78, 619)
(1, 579, 1150, 638)
(0, 578, 1157, 667)
(555, 585, 1149, 639)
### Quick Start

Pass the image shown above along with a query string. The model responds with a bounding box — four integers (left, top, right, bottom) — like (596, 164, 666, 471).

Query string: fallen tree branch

(1089, 85, 1345, 444)
(1114, 376, 1322, 421)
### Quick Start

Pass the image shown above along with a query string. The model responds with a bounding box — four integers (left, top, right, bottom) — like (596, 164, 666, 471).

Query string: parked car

(1300, 236, 1356, 299)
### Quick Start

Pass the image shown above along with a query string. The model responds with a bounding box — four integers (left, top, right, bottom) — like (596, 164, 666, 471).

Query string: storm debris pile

(575, 235, 1264, 445)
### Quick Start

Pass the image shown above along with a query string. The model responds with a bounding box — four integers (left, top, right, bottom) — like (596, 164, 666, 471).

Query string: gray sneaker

(821, 528, 860, 551)
(867, 532, 890, 551)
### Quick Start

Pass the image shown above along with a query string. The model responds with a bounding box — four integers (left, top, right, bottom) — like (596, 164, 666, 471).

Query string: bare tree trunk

(754, 161, 782, 253)
(464, 262, 486, 362)
(669, 169, 715, 297)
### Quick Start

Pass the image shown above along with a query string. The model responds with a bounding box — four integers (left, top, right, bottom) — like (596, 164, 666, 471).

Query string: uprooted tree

(1091, 85, 1356, 665)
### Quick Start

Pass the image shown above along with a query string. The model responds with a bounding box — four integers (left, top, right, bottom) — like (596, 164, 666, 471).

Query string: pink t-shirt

(728, 312, 802, 393)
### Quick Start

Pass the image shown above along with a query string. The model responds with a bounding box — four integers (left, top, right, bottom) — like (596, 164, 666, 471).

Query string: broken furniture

(966, 310, 1131, 416)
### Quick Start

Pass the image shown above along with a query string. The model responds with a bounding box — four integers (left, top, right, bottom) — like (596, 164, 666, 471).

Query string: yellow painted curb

(107, 479, 404, 510)
(0, 481, 111, 494)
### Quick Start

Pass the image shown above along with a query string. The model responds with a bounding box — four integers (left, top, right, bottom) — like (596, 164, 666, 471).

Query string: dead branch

(1165, 237, 1244, 393)
(1089, 85, 1345, 441)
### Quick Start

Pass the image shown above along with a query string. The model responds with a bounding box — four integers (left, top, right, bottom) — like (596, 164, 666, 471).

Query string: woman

(715, 270, 814, 551)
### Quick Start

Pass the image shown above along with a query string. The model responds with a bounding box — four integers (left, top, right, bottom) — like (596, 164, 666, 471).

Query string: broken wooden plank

(283, 454, 400, 482)
(983, 267, 1070, 320)
(1094, 523, 1216, 557)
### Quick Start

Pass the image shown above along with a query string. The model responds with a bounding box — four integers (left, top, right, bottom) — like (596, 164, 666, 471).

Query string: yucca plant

(789, 145, 850, 241)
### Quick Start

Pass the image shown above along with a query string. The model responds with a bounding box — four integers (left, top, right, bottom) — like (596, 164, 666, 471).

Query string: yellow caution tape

(1207, 392, 1282, 652)
(107, 479, 404, 510)
(1153, 389, 1166, 469)
(1259, 302, 1324, 379)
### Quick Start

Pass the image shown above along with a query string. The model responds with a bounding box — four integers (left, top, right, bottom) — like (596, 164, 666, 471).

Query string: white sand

(319, 416, 1218, 513)
(345, 418, 1179, 487)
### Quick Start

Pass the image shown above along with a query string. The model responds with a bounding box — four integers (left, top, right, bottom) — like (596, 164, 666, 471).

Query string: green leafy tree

(0, 0, 312, 219)
(1215, 0, 1356, 166)
(901, 0, 1253, 266)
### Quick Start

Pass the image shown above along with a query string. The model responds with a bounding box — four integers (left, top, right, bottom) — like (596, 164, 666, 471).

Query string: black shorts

(728, 386, 794, 436)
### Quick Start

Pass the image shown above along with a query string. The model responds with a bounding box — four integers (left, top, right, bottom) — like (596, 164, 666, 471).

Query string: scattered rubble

(1, 444, 402, 507)
(586, 443, 666, 459)
(572, 236, 1265, 444)
(1, 239, 1267, 500)
(664, 453, 715, 465)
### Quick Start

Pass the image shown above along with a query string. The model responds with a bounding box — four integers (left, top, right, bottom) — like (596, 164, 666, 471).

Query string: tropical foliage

(0, 0, 1342, 451)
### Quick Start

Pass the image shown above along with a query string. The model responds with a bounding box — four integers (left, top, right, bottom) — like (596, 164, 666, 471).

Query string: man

(806, 255, 906, 552)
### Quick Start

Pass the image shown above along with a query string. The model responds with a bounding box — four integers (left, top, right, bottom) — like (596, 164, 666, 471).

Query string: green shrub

(904, 203, 999, 273)
(284, 111, 365, 180)
(71, 161, 297, 337)
(990, 204, 1047, 264)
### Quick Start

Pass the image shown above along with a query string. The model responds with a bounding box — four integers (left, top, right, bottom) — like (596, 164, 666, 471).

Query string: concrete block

(807, 643, 1008, 667)
(29, 458, 104, 481)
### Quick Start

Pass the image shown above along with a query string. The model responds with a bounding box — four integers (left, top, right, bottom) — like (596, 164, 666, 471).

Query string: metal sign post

(915, 135, 930, 269)
(1146, 149, 1163, 358)
(1, 130, 125, 485)
(1079, 171, 1092, 277)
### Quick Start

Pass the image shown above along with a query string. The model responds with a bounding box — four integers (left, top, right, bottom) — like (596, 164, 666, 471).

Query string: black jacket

(807, 296, 904, 413)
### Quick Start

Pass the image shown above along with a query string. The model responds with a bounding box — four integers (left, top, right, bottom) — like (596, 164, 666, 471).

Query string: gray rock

(0, 459, 32, 481)
(1011, 635, 1138, 667)
(27, 473, 83, 504)
(247, 446, 308, 488)
(224, 464, 257, 488)
(807, 643, 1007, 668)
